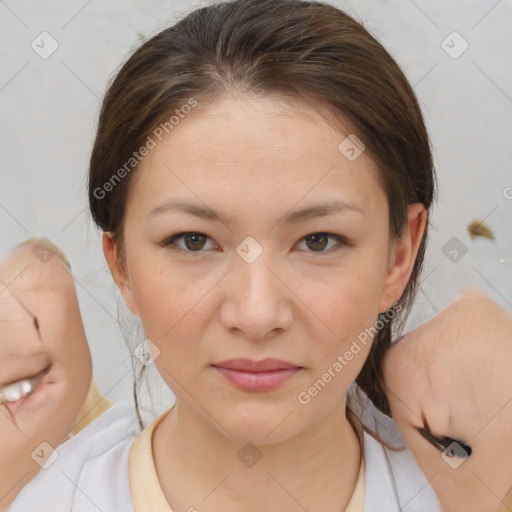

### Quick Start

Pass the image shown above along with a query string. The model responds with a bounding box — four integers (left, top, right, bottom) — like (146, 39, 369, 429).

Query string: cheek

(129, 262, 215, 372)
(56, 339, 92, 417)
(297, 264, 384, 339)
(130, 242, 387, 367)
(134, 270, 207, 327)
(289, 273, 383, 388)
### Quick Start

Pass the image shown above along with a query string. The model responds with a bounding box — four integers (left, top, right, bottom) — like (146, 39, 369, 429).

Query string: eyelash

(160, 231, 349, 255)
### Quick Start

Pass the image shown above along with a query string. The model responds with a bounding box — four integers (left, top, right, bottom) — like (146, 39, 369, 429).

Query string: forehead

(129, 94, 385, 208)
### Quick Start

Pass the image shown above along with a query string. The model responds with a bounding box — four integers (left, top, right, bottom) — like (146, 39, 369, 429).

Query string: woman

(91, 0, 440, 509)
(10, 0, 441, 510)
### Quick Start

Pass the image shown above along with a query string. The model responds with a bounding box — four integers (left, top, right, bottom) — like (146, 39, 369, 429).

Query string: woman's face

(106, 94, 422, 443)
(0, 245, 92, 504)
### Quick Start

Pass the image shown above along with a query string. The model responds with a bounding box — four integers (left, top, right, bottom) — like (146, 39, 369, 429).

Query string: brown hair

(88, 0, 437, 431)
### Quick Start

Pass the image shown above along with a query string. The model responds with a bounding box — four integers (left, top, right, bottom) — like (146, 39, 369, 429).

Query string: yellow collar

(129, 406, 365, 512)
(68, 379, 113, 437)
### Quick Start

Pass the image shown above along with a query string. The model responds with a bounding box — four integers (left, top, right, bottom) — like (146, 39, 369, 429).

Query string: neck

(152, 398, 362, 512)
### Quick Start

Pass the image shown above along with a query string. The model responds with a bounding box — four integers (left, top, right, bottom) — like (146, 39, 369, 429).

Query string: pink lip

(213, 358, 300, 372)
(5, 382, 53, 415)
(2, 364, 55, 416)
(212, 358, 302, 391)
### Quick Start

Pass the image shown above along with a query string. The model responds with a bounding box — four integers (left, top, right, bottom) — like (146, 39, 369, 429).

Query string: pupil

(307, 234, 328, 251)
(186, 234, 205, 250)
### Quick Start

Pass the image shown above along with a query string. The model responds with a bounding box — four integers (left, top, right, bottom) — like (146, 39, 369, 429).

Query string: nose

(219, 253, 293, 341)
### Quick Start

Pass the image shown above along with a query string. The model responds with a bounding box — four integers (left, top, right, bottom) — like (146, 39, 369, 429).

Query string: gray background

(1, 0, 511, 419)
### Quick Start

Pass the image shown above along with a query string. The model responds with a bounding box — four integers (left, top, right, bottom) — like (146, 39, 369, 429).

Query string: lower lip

(4, 382, 53, 415)
(212, 366, 302, 391)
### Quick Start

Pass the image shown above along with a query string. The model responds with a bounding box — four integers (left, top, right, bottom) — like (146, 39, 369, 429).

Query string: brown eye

(305, 234, 329, 251)
(182, 233, 207, 251)
(162, 232, 217, 253)
(299, 233, 347, 253)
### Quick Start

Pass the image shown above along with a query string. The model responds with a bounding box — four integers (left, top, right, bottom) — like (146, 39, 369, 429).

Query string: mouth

(211, 358, 303, 391)
(0, 363, 53, 408)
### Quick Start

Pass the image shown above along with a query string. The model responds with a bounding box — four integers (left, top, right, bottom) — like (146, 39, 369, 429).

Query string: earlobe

(378, 203, 428, 313)
(102, 232, 140, 318)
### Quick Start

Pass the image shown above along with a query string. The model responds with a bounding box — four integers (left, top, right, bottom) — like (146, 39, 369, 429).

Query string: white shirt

(353, 385, 442, 511)
(7, 400, 140, 512)
(8, 391, 441, 512)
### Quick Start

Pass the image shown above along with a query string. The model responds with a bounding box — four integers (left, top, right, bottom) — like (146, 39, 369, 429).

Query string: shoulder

(8, 400, 141, 512)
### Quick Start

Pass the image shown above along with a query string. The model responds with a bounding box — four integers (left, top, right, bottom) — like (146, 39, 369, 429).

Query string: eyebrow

(148, 199, 366, 225)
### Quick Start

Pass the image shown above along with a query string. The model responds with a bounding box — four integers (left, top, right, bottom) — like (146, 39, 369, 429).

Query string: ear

(102, 232, 140, 318)
(378, 203, 428, 313)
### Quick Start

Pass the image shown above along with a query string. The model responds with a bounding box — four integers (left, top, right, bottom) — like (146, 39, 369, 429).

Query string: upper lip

(212, 358, 301, 372)
(0, 353, 52, 387)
